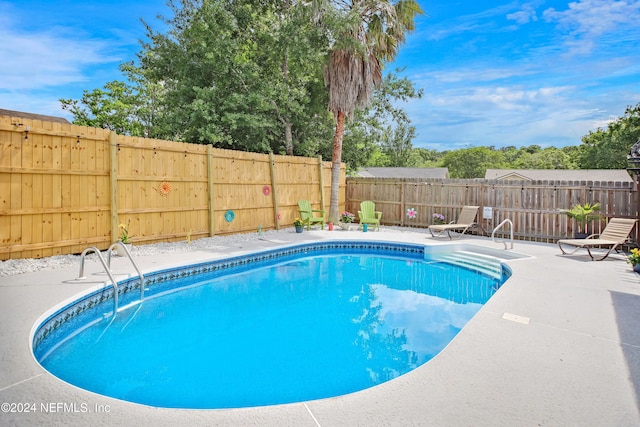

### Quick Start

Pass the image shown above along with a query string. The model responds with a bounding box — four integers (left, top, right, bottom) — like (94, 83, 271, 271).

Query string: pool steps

(436, 251, 504, 280)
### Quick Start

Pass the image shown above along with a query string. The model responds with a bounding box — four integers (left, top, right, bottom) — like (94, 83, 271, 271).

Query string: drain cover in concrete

(502, 312, 530, 324)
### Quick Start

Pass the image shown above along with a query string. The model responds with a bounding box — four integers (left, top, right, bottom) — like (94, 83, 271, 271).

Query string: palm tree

(316, 0, 423, 221)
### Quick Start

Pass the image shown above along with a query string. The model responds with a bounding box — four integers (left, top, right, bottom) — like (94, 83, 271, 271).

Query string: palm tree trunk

(329, 110, 346, 222)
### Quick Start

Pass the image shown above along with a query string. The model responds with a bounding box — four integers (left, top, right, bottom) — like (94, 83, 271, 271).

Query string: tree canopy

(577, 103, 640, 169)
(60, 0, 422, 165)
(58, 1, 638, 183)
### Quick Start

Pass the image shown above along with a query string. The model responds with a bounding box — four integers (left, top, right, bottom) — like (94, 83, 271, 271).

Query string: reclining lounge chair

(428, 206, 479, 240)
(558, 217, 637, 261)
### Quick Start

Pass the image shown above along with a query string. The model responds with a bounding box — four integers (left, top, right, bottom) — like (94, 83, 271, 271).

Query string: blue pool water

(33, 241, 509, 409)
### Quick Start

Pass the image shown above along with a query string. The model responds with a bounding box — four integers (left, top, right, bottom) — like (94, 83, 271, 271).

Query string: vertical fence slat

(109, 132, 118, 245)
(207, 145, 215, 237)
(269, 152, 279, 231)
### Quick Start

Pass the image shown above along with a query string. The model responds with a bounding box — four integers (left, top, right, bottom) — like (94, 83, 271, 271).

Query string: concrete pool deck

(1, 228, 640, 426)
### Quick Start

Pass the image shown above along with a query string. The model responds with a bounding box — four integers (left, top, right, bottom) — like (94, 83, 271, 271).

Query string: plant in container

(116, 221, 134, 255)
(118, 222, 133, 244)
(432, 213, 446, 225)
(293, 218, 304, 233)
(562, 202, 601, 238)
(339, 211, 355, 230)
(340, 211, 355, 223)
(627, 248, 640, 273)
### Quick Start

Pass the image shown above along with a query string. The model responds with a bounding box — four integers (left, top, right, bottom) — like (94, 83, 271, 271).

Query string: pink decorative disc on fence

(263, 185, 271, 196)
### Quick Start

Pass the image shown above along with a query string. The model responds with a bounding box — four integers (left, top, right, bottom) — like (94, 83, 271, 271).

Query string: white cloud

(401, 75, 638, 150)
(416, 66, 534, 84)
(424, 3, 523, 41)
(543, 0, 640, 54)
(507, 3, 539, 24)
(0, 24, 117, 91)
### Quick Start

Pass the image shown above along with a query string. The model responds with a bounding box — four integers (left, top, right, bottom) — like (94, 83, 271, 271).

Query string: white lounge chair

(558, 217, 637, 261)
(428, 206, 479, 240)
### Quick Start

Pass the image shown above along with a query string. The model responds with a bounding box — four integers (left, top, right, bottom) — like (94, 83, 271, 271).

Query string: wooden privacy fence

(346, 177, 639, 243)
(0, 114, 345, 260)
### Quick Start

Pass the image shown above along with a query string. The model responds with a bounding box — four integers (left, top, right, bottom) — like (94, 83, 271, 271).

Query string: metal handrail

(77, 246, 119, 317)
(492, 219, 514, 250)
(106, 242, 146, 303)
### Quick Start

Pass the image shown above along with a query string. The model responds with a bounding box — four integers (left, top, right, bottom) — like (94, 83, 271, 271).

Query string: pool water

(35, 248, 506, 409)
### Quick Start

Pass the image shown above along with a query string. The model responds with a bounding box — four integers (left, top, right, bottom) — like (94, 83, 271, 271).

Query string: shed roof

(484, 169, 633, 183)
(0, 108, 70, 124)
(354, 167, 450, 179)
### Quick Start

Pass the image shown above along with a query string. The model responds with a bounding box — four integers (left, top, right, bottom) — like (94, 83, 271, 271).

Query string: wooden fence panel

(1, 113, 342, 260)
(0, 116, 113, 259)
(346, 177, 638, 244)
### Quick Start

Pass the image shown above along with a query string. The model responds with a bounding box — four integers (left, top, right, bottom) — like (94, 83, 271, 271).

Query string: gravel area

(0, 229, 294, 277)
(0, 227, 425, 277)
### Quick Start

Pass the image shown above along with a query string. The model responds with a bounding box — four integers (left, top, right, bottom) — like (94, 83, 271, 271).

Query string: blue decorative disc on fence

(224, 210, 235, 222)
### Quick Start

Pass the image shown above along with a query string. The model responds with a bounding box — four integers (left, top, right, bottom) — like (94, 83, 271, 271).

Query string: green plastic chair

(298, 200, 326, 230)
(358, 201, 382, 231)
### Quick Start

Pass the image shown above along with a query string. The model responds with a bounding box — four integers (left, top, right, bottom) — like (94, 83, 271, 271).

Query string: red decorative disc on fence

(263, 185, 271, 196)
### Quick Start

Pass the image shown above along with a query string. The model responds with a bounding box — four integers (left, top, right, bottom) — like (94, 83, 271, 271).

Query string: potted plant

(563, 202, 601, 238)
(628, 248, 640, 273)
(293, 218, 304, 233)
(116, 221, 134, 255)
(432, 213, 446, 225)
(339, 211, 355, 230)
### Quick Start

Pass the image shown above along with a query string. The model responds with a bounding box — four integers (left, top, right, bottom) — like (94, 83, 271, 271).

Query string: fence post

(269, 153, 280, 230)
(400, 180, 406, 227)
(207, 145, 215, 236)
(109, 131, 118, 244)
(318, 155, 325, 213)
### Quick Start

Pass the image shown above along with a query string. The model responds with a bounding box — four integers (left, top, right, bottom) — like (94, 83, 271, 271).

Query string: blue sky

(1, 1, 639, 150)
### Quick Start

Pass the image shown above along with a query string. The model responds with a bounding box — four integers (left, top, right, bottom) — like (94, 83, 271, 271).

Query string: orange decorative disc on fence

(159, 182, 172, 196)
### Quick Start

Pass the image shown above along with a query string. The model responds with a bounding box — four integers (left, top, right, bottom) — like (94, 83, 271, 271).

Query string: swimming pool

(32, 241, 511, 409)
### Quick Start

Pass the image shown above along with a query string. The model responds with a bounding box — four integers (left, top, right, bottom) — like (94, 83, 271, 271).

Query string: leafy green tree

(578, 103, 640, 169)
(537, 148, 575, 169)
(499, 146, 527, 165)
(316, 0, 423, 221)
(442, 147, 505, 178)
(369, 71, 422, 167)
(412, 148, 446, 167)
(60, 63, 160, 136)
(139, 0, 330, 152)
(60, 80, 137, 135)
(60, 0, 423, 166)
(331, 71, 422, 170)
(379, 121, 417, 166)
(513, 147, 575, 169)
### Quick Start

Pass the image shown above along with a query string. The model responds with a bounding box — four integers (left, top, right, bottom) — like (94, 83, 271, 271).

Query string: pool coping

(1, 229, 640, 426)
